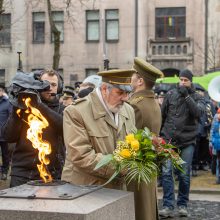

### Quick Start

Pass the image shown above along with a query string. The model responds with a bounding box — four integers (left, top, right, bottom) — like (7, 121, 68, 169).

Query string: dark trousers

(192, 136, 210, 170)
(162, 144, 195, 208)
(211, 155, 217, 175)
(10, 175, 30, 188)
(198, 137, 211, 165)
(0, 141, 9, 174)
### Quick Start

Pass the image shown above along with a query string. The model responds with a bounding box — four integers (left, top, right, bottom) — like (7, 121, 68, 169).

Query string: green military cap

(63, 92, 74, 99)
(62, 86, 75, 99)
(98, 69, 136, 92)
(133, 57, 164, 82)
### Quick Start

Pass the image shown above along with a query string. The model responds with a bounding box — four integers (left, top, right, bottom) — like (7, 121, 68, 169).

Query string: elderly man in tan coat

(61, 69, 136, 189)
(128, 57, 164, 220)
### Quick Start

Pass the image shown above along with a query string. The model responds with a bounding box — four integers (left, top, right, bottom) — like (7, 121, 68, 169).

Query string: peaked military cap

(133, 57, 164, 82)
(98, 69, 136, 92)
(63, 85, 75, 98)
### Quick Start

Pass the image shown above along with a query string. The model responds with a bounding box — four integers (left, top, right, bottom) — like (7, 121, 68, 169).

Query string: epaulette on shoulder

(72, 98, 87, 105)
(130, 96, 144, 105)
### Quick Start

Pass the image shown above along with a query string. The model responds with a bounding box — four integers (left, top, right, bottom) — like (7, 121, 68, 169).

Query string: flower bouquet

(95, 127, 184, 186)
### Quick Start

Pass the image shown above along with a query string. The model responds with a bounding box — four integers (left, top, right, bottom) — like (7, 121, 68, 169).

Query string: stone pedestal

(0, 187, 135, 220)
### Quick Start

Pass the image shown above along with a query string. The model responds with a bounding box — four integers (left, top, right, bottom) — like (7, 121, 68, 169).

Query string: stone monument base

(0, 185, 135, 220)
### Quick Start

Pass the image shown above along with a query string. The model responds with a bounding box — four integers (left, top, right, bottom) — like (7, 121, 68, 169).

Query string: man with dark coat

(128, 57, 164, 220)
(159, 69, 206, 218)
(2, 70, 65, 187)
(0, 85, 11, 180)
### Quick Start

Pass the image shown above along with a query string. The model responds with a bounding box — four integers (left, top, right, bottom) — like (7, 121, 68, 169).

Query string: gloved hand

(17, 89, 41, 109)
(29, 92, 41, 108)
(178, 86, 189, 97)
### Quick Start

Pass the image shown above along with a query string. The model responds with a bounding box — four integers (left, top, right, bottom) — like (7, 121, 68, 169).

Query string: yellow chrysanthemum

(131, 140, 140, 151)
(126, 134, 135, 144)
(119, 149, 131, 158)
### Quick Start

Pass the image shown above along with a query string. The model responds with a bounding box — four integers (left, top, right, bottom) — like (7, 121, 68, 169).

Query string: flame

(16, 97, 52, 183)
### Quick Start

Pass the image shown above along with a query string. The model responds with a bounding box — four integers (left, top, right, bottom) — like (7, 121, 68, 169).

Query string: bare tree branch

(47, 0, 60, 70)
(194, 35, 220, 70)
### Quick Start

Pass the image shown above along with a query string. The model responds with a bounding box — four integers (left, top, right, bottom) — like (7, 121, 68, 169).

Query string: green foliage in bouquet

(95, 127, 185, 186)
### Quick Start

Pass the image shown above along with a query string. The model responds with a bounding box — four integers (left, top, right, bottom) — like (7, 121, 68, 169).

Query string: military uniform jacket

(129, 90, 162, 134)
(128, 90, 162, 220)
(61, 90, 136, 187)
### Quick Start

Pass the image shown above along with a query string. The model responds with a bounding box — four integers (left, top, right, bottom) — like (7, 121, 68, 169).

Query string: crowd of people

(0, 58, 219, 219)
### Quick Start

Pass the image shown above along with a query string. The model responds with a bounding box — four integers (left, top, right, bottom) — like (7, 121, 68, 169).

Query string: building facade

(0, 0, 213, 87)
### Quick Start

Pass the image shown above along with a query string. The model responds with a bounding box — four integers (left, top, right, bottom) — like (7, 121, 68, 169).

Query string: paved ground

(158, 200, 220, 220)
(0, 174, 10, 190)
(158, 192, 220, 219)
(0, 166, 220, 220)
(158, 170, 220, 219)
(190, 170, 220, 190)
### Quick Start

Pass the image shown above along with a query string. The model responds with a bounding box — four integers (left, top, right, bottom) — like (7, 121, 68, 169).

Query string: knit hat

(179, 69, 193, 82)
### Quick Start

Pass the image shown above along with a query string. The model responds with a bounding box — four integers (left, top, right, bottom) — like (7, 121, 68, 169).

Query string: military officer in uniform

(62, 86, 75, 106)
(128, 57, 164, 220)
(61, 69, 136, 189)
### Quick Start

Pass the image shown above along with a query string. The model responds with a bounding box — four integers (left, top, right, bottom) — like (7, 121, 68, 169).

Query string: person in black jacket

(2, 70, 65, 187)
(159, 69, 206, 218)
(0, 85, 11, 180)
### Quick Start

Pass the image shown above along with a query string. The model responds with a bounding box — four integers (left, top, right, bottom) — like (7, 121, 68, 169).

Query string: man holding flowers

(61, 69, 136, 189)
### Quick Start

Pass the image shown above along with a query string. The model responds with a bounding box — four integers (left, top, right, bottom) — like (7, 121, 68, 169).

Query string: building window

(86, 68, 99, 77)
(183, 45, 187, 54)
(32, 68, 43, 71)
(33, 12, 45, 43)
(158, 45, 162, 55)
(51, 11, 64, 42)
(152, 46, 156, 55)
(70, 74, 78, 87)
(0, 14, 11, 45)
(155, 7, 186, 39)
(0, 69, 5, 84)
(170, 45, 175, 54)
(164, 45, 169, 54)
(86, 10, 99, 42)
(176, 45, 181, 54)
(105, 9, 119, 42)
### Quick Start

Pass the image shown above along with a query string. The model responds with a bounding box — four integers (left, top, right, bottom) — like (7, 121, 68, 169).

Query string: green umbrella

(156, 71, 220, 91)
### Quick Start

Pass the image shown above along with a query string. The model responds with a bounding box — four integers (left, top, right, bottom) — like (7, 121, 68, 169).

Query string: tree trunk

(0, 0, 3, 14)
(0, 0, 4, 31)
(46, 0, 60, 70)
